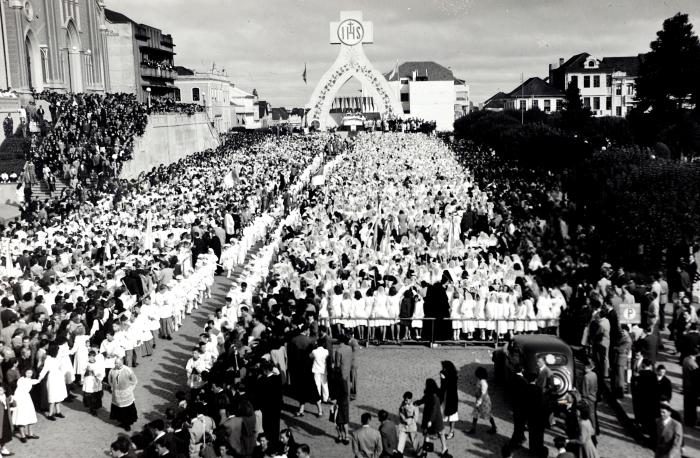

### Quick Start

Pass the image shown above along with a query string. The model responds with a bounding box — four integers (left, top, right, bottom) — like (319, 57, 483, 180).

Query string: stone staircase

(30, 177, 69, 201)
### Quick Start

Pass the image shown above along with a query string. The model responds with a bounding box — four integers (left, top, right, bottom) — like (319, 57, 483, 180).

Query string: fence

(324, 316, 560, 347)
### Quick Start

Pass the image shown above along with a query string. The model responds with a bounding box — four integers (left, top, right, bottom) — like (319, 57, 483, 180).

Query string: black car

(493, 334, 575, 401)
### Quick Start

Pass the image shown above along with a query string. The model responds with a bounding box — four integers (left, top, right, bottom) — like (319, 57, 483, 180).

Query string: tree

(636, 13, 700, 113)
(561, 83, 590, 129)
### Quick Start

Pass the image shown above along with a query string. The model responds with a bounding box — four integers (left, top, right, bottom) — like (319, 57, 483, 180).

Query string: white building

(504, 77, 565, 113)
(385, 61, 469, 131)
(549, 53, 644, 117)
(230, 86, 258, 128)
(174, 67, 237, 134)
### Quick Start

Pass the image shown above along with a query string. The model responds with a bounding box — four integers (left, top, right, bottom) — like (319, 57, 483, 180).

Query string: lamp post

(146, 87, 151, 108)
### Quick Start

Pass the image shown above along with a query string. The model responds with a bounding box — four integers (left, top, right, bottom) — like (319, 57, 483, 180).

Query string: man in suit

(257, 361, 283, 446)
(580, 359, 599, 436)
(377, 409, 398, 457)
(632, 358, 659, 438)
(187, 408, 215, 458)
(144, 419, 181, 458)
(655, 403, 683, 458)
(656, 364, 673, 403)
(352, 412, 382, 458)
(678, 323, 700, 362)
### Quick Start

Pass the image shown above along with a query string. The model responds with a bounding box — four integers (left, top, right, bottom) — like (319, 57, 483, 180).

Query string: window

(593, 97, 600, 110)
(627, 84, 634, 95)
(519, 100, 526, 110)
(533, 99, 539, 109)
(192, 87, 200, 101)
(175, 88, 181, 102)
(569, 75, 578, 88)
(583, 97, 590, 108)
(616, 85, 622, 96)
(593, 75, 600, 88)
(544, 99, 551, 112)
(40, 47, 49, 83)
(583, 76, 590, 88)
(616, 106, 622, 116)
(400, 93, 409, 102)
(588, 60, 595, 68)
(606, 97, 612, 110)
(556, 99, 563, 111)
(606, 75, 612, 87)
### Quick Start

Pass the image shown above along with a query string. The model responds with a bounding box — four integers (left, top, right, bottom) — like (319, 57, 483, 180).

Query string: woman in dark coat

(415, 378, 448, 456)
(439, 361, 459, 439)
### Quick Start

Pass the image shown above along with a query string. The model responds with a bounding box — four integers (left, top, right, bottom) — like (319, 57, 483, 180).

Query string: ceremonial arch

(306, 11, 403, 130)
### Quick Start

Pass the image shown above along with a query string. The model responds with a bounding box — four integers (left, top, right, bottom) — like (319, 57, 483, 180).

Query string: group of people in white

(263, 133, 566, 342)
(0, 133, 326, 453)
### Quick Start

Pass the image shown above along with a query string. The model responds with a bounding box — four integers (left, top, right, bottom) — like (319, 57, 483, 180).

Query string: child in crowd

(398, 391, 417, 454)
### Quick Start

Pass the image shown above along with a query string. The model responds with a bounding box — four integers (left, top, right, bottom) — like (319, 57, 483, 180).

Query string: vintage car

(492, 334, 575, 402)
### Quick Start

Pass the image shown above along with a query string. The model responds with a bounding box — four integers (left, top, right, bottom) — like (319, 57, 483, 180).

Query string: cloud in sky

(106, 0, 700, 106)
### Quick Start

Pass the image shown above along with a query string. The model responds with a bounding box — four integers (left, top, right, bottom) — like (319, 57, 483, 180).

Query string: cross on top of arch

(330, 11, 374, 46)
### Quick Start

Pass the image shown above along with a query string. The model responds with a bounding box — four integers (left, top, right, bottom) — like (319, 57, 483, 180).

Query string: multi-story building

(0, 0, 110, 95)
(504, 77, 565, 112)
(173, 67, 235, 135)
(230, 85, 257, 128)
(385, 61, 469, 131)
(104, 8, 176, 102)
(549, 52, 645, 117)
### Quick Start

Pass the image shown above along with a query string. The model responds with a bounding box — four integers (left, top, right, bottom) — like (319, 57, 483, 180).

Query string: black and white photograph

(0, 0, 698, 457)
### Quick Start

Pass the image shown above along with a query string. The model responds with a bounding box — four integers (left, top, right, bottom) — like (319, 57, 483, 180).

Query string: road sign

(616, 303, 641, 325)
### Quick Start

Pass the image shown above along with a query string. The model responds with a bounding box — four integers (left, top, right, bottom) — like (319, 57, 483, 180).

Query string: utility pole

(520, 72, 524, 125)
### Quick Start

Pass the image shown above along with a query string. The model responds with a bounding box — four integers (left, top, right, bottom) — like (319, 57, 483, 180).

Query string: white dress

(12, 377, 39, 425)
(39, 356, 68, 404)
(72, 334, 91, 377)
(412, 296, 425, 329)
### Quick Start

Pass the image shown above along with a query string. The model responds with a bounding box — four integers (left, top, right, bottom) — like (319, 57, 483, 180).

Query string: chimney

(559, 57, 565, 66)
(411, 70, 417, 81)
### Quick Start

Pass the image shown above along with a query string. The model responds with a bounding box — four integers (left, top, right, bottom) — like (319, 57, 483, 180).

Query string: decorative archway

(306, 11, 403, 130)
(66, 20, 83, 93)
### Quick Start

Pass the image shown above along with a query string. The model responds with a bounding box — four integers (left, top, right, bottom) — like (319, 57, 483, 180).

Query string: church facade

(0, 0, 110, 95)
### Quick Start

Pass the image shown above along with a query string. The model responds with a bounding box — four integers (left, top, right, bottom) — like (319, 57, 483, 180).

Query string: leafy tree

(636, 13, 700, 113)
(561, 83, 590, 129)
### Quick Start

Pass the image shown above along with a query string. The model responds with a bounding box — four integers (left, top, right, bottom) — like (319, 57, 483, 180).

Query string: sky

(106, 0, 700, 107)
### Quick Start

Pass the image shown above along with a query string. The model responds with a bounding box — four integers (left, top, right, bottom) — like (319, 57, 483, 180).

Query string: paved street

(16, 263, 652, 457)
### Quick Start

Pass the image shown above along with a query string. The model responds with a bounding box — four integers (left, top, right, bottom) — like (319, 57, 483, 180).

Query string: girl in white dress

(373, 286, 390, 342)
(495, 293, 509, 339)
(536, 290, 553, 333)
(387, 286, 402, 341)
(71, 326, 91, 383)
(411, 292, 424, 340)
(473, 292, 486, 340)
(450, 289, 462, 340)
(460, 290, 476, 339)
(317, 291, 330, 329)
(525, 297, 539, 332)
(37, 345, 68, 420)
(340, 291, 353, 333)
(352, 290, 366, 339)
(13, 370, 40, 441)
(485, 291, 498, 340)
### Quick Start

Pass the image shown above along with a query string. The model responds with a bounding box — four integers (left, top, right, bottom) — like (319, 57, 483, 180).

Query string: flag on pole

(388, 59, 399, 80)
(302, 63, 307, 84)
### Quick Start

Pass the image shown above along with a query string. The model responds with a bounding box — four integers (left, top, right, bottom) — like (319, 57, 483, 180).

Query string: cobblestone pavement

(16, 270, 652, 458)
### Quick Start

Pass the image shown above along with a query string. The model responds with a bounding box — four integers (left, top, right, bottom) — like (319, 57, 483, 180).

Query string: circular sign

(337, 19, 364, 46)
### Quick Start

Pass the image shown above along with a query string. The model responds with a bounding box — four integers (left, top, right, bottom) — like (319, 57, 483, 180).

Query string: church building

(0, 0, 110, 95)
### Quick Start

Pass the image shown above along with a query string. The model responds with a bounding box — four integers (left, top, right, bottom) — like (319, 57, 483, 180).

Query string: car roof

(512, 335, 573, 356)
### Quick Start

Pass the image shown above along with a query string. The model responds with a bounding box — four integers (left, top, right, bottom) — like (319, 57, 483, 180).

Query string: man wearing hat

(655, 402, 682, 458)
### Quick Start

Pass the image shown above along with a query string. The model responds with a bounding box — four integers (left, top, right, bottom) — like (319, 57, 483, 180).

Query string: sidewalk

(607, 331, 700, 458)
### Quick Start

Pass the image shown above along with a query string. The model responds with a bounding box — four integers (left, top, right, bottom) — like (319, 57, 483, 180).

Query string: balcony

(140, 65, 176, 80)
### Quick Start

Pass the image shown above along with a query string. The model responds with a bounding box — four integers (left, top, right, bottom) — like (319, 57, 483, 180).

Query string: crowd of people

(0, 129, 327, 456)
(0, 111, 696, 457)
(453, 140, 699, 456)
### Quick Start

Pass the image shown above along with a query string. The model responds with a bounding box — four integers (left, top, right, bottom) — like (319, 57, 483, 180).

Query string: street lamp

(146, 87, 151, 108)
